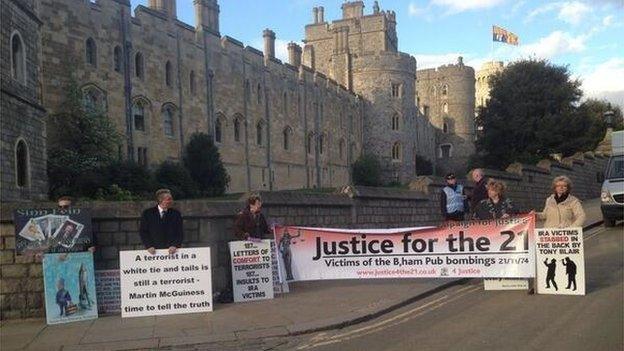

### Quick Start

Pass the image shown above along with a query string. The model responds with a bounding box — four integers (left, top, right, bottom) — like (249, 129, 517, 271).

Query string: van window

(606, 155, 624, 179)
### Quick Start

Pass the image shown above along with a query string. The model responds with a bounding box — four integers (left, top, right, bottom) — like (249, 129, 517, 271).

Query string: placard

(43, 252, 98, 324)
(229, 240, 274, 303)
(14, 208, 92, 254)
(484, 278, 529, 290)
(535, 227, 585, 295)
(119, 248, 213, 317)
(95, 270, 121, 314)
(274, 214, 536, 281)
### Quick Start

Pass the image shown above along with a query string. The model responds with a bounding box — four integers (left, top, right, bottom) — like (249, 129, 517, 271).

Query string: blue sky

(130, 0, 624, 107)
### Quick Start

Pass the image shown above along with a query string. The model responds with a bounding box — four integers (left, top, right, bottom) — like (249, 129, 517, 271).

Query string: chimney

(194, 0, 220, 33)
(318, 6, 325, 22)
(287, 42, 302, 67)
(313, 7, 319, 24)
(263, 29, 276, 59)
(341, 1, 364, 19)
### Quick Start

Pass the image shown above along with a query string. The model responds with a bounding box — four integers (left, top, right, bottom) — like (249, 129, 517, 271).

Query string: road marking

(296, 285, 481, 350)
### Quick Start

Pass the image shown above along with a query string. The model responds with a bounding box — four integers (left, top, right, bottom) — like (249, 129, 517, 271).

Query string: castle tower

(416, 57, 476, 175)
(194, 0, 219, 34)
(148, 0, 177, 19)
(476, 61, 504, 109)
(303, 1, 417, 183)
(263, 29, 276, 60)
(287, 42, 302, 67)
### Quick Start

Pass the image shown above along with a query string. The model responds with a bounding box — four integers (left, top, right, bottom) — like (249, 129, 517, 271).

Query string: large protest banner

(43, 252, 98, 325)
(535, 227, 585, 295)
(95, 270, 121, 314)
(229, 240, 274, 303)
(14, 208, 92, 254)
(119, 248, 212, 317)
(274, 214, 535, 281)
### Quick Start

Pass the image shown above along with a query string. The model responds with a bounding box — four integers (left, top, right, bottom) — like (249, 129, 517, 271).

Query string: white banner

(535, 227, 585, 295)
(483, 278, 529, 290)
(119, 248, 213, 317)
(229, 240, 274, 303)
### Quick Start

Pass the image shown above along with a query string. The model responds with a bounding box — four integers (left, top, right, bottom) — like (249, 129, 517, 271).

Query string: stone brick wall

(0, 151, 608, 320)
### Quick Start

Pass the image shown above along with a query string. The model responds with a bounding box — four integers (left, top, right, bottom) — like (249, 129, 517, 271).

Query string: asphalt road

(169, 225, 623, 351)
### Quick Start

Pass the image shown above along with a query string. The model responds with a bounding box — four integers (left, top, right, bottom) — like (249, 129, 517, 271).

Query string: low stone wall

(0, 151, 608, 320)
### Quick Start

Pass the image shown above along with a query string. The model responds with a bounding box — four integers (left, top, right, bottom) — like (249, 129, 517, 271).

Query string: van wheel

(604, 217, 616, 227)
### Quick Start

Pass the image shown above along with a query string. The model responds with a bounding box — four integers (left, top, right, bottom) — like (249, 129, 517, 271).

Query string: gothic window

(165, 60, 173, 87)
(257, 83, 262, 105)
(307, 133, 314, 154)
(15, 139, 29, 188)
(423, 105, 430, 117)
(391, 83, 402, 98)
(85, 37, 97, 66)
(245, 80, 251, 103)
(439, 144, 452, 158)
(391, 114, 400, 131)
(319, 134, 325, 155)
(256, 120, 265, 146)
(392, 142, 401, 161)
(137, 147, 148, 166)
(443, 122, 449, 134)
(215, 117, 223, 143)
(82, 86, 105, 114)
(282, 91, 288, 114)
(162, 105, 175, 137)
(113, 45, 122, 72)
(190, 70, 196, 95)
(283, 126, 292, 150)
(10, 31, 25, 84)
(135, 52, 144, 79)
(443, 102, 448, 114)
(233, 116, 241, 142)
(133, 100, 146, 131)
(442, 84, 448, 96)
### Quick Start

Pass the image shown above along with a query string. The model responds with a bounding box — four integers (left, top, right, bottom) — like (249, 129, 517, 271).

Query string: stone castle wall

(0, 151, 607, 320)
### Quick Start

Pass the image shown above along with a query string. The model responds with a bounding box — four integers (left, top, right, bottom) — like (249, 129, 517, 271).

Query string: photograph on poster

(14, 209, 92, 254)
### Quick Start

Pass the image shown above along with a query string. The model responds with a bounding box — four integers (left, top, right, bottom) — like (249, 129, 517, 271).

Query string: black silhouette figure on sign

(544, 258, 558, 291)
(562, 257, 577, 291)
(279, 229, 301, 281)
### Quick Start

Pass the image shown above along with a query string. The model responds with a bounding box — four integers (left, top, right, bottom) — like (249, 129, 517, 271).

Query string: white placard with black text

(229, 240, 274, 303)
(535, 227, 585, 295)
(119, 248, 213, 317)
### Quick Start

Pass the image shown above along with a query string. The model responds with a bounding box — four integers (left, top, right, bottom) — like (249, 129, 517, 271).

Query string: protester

(473, 179, 515, 220)
(538, 175, 586, 228)
(440, 173, 468, 221)
(469, 168, 488, 212)
(139, 189, 183, 255)
(234, 194, 271, 240)
(56, 196, 96, 253)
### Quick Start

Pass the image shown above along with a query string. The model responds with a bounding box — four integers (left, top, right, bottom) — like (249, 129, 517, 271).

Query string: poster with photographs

(14, 208, 92, 254)
(43, 252, 99, 325)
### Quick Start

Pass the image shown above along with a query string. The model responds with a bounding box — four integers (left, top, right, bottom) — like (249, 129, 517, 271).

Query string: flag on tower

(492, 25, 519, 45)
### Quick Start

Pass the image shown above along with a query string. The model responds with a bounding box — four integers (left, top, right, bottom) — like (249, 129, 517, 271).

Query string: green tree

(47, 79, 121, 198)
(475, 59, 583, 169)
(183, 132, 230, 197)
(154, 161, 199, 199)
(352, 154, 382, 186)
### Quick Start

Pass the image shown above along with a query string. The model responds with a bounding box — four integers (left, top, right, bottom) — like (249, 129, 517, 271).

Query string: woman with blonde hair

(539, 176, 586, 228)
(473, 179, 515, 220)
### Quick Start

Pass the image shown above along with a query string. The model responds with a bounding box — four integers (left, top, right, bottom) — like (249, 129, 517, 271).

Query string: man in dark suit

(139, 189, 183, 255)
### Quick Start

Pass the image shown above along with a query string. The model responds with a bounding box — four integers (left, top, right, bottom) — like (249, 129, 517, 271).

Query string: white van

(601, 130, 624, 227)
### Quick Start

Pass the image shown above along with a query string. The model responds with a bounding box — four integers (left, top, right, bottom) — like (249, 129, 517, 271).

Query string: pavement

(0, 198, 604, 351)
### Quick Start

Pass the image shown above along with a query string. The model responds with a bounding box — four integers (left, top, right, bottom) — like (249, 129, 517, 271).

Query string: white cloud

(602, 15, 614, 26)
(408, 2, 427, 17)
(520, 31, 588, 59)
(581, 58, 624, 108)
(558, 1, 591, 25)
(430, 0, 505, 14)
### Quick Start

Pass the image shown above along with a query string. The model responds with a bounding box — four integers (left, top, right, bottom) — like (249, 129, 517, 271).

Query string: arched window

(133, 100, 146, 131)
(215, 117, 223, 143)
(257, 83, 262, 105)
(162, 105, 175, 137)
(392, 142, 401, 161)
(442, 84, 448, 96)
(339, 139, 345, 160)
(391, 114, 400, 131)
(165, 61, 173, 87)
(135, 52, 144, 79)
(245, 80, 251, 103)
(443, 122, 449, 134)
(319, 134, 325, 155)
(10, 31, 25, 83)
(443, 102, 448, 114)
(307, 133, 314, 154)
(82, 86, 105, 114)
(113, 45, 122, 72)
(283, 127, 292, 150)
(233, 116, 241, 142)
(15, 139, 29, 188)
(189, 70, 196, 95)
(256, 121, 265, 145)
(85, 37, 97, 66)
(282, 91, 288, 113)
